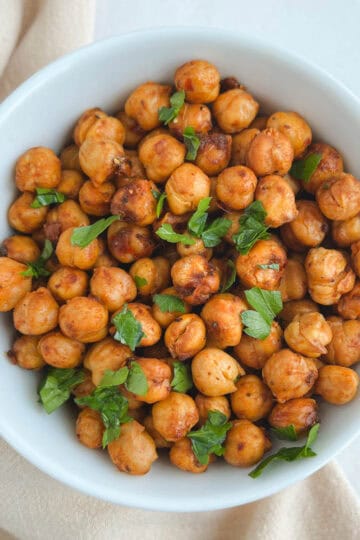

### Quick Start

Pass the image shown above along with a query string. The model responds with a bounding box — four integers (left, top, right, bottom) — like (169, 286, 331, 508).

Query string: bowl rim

(1, 26, 360, 512)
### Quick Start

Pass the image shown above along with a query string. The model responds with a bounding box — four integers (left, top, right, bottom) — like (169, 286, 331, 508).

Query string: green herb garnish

(158, 90, 185, 125)
(289, 153, 322, 183)
(31, 188, 66, 208)
(183, 127, 201, 160)
(271, 424, 298, 441)
(201, 217, 232, 247)
(171, 361, 193, 393)
(153, 293, 186, 313)
(99, 367, 129, 388)
(134, 276, 148, 288)
(152, 190, 167, 218)
(221, 260, 237, 292)
(71, 215, 120, 248)
(156, 223, 195, 245)
(257, 263, 280, 271)
(187, 411, 232, 465)
(187, 196, 212, 236)
(241, 287, 283, 340)
(112, 304, 145, 351)
(39, 367, 85, 413)
(22, 239, 53, 278)
(125, 361, 148, 395)
(232, 201, 270, 255)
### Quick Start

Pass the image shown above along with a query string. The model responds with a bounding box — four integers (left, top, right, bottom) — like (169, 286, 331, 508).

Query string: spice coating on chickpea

(84, 337, 131, 386)
(130, 357, 172, 404)
(8, 192, 48, 233)
(224, 419, 271, 467)
(337, 281, 360, 320)
(169, 103, 212, 138)
(56, 227, 99, 270)
(165, 313, 206, 360)
(13, 287, 59, 335)
(76, 408, 104, 449)
(57, 169, 85, 199)
(233, 321, 283, 370)
(230, 375, 273, 422)
(268, 398, 319, 435)
(301, 143, 344, 194)
(266, 111, 312, 158)
(315, 365, 359, 405)
(90, 267, 137, 312)
(170, 438, 208, 473)
(316, 173, 360, 221)
(15, 146, 61, 192)
(332, 213, 360, 247)
(59, 296, 108, 343)
(44, 200, 89, 242)
(255, 174, 298, 228)
(152, 287, 191, 328)
(216, 165, 257, 211)
(246, 128, 294, 176)
(152, 392, 199, 442)
(231, 129, 259, 166)
(281, 200, 328, 252)
(284, 312, 333, 358)
(8, 335, 45, 370)
(116, 111, 146, 148)
(200, 293, 244, 348)
(322, 316, 360, 367)
(279, 257, 308, 303)
(174, 60, 220, 104)
(194, 133, 232, 176)
(107, 220, 155, 264)
(279, 299, 319, 326)
(0, 257, 32, 311)
(79, 138, 125, 186)
(48, 266, 89, 303)
(38, 331, 85, 369)
(111, 179, 157, 226)
(2, 235, 40, 264)
(192, 348, 244, 396)
(165, 163, 210, 215)
(125, 82, 171, 131)
(213, 89, 259, 133)
(139, 133, 186, 183)
(195, 394, 231, 426)
(171, 254, 220, 305)
(79, 181, 115, 217)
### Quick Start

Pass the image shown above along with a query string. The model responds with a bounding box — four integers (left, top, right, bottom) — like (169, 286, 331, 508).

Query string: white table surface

(94, 0, 360, 496)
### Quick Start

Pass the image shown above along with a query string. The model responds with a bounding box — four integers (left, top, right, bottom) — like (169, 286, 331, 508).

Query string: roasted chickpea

(246, 128, 294, 176)
(280, 200, 328, 252)
(231, 129, 259, 166)
(283, 173, 301, 195)
(115, 111, 146, 148)
(125, 82, 171, 130)
(78, 181, 115, 217)
(216, 165, 257, 210)
(301, 143, 344, 194)
(213, 89, 259, 133)
(279, 299, 319, 326)
(284, 312, 332, 357)
(76, 408, 104, 449)
(72, 368, 96, 399)
(192, 348, 244, 396)
(262, 349, 318, 403)
(279, 257, 307, 302)
(305, 247, 355, 305)
(230, 375, 273, 422)
(57, 169, 85, 199)
(268, 398, 319, 435)
(117, 302, 161, 347)
(44, 200, 89, 242)
(56, 227, 99, 270)
(143, 415, 171, 448)
(224, 419, 271, 467)
(8, 192, 48, 233)
(170, 437, 208, 473)
(108, 420, 158, 475)
(13, 287, 59, 335)
(169, 103, 212, 138)
(139, 134, 186, 183)
(315, 365, 359, 405)
(84, 337, 131, 385)
(235, 238, 286, 290)
(332, 213, 360, 247)
(255, 175, 298, 227)
(176, 236, 212, 260)
(152, 287, 191, 328)
(85, 115, 126, 146)
(8, 335, 44, 369)
(174, 60, 220, 103)
(195, 394, 231, 426)
(165, 313, 206, 360)
(250, 116, 268, 130)
(93, 238, 118, 268)
(38, 331, 85, 368)
(152, 392, 199, 442)
(111, 179, 157, 226)
(15, 146, 61, 192)
(129, 257, 170, 296)
(194, 133, 232, 176)
(107, 220, 155, 264)
(1, 235, 40, 264)
(60, 144, 81, 171)
(79, 138, 125, 186)
(200, 293, 244, 348)
(337, 281, 360, 319)
(73, 107, 107, 146)
(352, 240, 360, 277)
(165, 163, 210, 215)
(48, 266, 88, 303)
(233, 321, 283, 370)
(59, 296, 108, 343)
(316, 173, 360, 221)
(171, 254, 220, 305)
(0, 257, 32, 312)
(266, 111, 312, 157)
(90, 267, 136, 312)
(129, 358, 171, 404)
(323, 316, 360, 367)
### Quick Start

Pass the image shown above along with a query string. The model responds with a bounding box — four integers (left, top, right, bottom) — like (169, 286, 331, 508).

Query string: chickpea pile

(2, 59, 360, 477)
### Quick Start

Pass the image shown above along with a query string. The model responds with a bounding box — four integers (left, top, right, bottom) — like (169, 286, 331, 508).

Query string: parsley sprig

(289, 153, 322, 183)
(187, 197, 231, 247)
(22, 239, 53, 278)
(271, 424, 298, 441)
(171, 362, 193, 393)
(183, 127, 200, 160)
(221, 260, 237, 292)
(31, 187, 66, 208)
(233, 201, 270, 255)
(153, 294, 185, 313)
(98, 362, 148, 396)
(241, 287, 283, 340)
(71, 215, 120, 248)
(112, 304, 145, 351)
(158, 90, 185, 125)
(187, 411, 232, 465)
(156, 223, 195, 245)
(39, 367, 85, 413)
(152, 190, 167, 218)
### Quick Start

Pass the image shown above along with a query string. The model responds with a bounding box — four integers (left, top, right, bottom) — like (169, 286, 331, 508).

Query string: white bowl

(0, 28, 359, 512)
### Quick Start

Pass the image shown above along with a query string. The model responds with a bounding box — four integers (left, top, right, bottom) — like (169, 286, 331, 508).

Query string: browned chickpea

(108, 420, 158, 475)
(129, 358, 171, 404)
(72, 368, 96, 399)
(107, 221, 155, 264)
(152, 392, 199, 442)
(38, 331, 85, 368)
(56, 228, 99, 270)
(224, 419, 271, 467)
(78, 181, 115, 217)
(152, 287, 191, 328)
(216, 166, 257, 210)
(129, 257, 170, 296)
(352, 240, 360, 277)
(279, 299, 319, 326)
(262, 349, 318, 403)
(323, 316, 360, 367)
(60, 144, 81, 171)
(200, 293, 244, 348)
(44, 200, 89, 242)
(176, 236, 212, 260)
(79, 138, 126, 186)
(246, 128, 294, 176)
(73, 107, 107, 145)
(111, 179, 157, 226)
(337, 281, 360, 319)
(165, 313, 206, 360)
(93, 238, 118, 268)
(195, 394, 231, 426)
(279, 257, 307, 302)
(171, 254, 220, 305)
(76, 408, 104, 449)
(84, 115, 125, 146)
(266, 111, 312, 157)
(315, 365, 359, 404)
(169, 103, 212, 138)
(316, 173, 360, 221)
(194, 133, 232, 176)
(301, 143, 344, 194)
(305, 247, 355, 305)
(84, 337, 131, 385)
(231, 129, 259, 166)
(15, 146, 61, 192)
(8, 192, 48, 233)
(192, 348, 244, 396)
(250, 116, 268, 130)
(255, 175, 298, 227)
(139, 133, 186, 183)
(332, 213, 360, 247)
(233, 321, 283, 370)
(213, 89, 259, 133)
(280, 200, 328, 252)
(284, 312, 332, 358)
(169, 437, 208, 473)
(125, 82, 171, 130)
(59, 296, 108, 343)
(235, 238, 286, 291)
(1, 235, 40, 263)
(142, 415, 171, 448)
(165, 163, 210, 215)
(90, 267, 137, 312)
(231, 375, 273, 422)
(268, 398, 319, 435)
(118, 302, 161, 347)
(115, 111, 146, 148)
(0, 257, 32, 311)
(8, 335, 44, 370)
(13, 287, 59, 335)
(57, 169, 85, 199)
(48, 266, 88, 303)
(137, 128, 168, 150)
(283, 173, 301, 195)
(175, 60, 220, 103)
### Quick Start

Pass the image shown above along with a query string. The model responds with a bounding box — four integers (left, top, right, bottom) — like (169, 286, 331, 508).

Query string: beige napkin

(0, 1, 360, 539)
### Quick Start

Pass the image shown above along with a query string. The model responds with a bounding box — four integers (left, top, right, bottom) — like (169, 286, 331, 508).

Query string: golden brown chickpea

(250, 116, 268, 130)
(235, 238, 286, 290)
(129, 357, 171, 404)
(108, 420, 158, 475)
(305, 247, 355, 305)
(279, 299, 319, 326)
(231, 375, 273, 422)
(283, 173, 301, 196)
(60, 144, 82, 171)
(107, 220, 155, 264)
(115, 302, 161, 347)
(8, 335, 44, 370)
(123, 149, 146, 178)
(268, 398, 319, 435)
(200, 293, 244, 348)
(246, 128, 294, 176)
(85, 115, 125, 146)
(79, 138, 125, 186)
(0, 257, 32, 312)
(266, 111, 312, 157)
(262, 349, 318, 403)
(194, 133, 232, 176)
(315, 365, 359, 404)
(192, 348, 244, 396)
(171, 254, 220, 305)
(56, 228, 99, 270)
(78, 180, 115, 217)
(13, 287, 59, 335)
(57, 169, 85, 199)
(174, 60, 220, 103)
(323, 316, 360, 367)
(352, 240, 360, 277)
(73, 107, 107, 146)
(110, 179, 157, 226)
(143, 415, 171, 448)
(59, 296, 108, 343)
(213, 89, 259, 133)
(139, 133, 186, 183)
(8, 192, 48, 233)
(332, 213, 360, 247)
(233, 321, 283, 370)
(76, 408, 104, 449)
(152, 287, 191, 328)
(279, 257, 307, 303)
(165, 313, 206, 360)
(301, 143, 344, 194)
(224, 419, 271, 467)
(169, 103, 212, 138)
(72, 368, 96, 399)
(284, 312, 332, 358)
(255, 175, 298, 227)
(48, 266, 88, 303)
(93, 239, 118, 268)
(129, 257, 170, 296)
(176, 236, 212, 260)
(195, 394, 231, 426)
(38, 331, 85, 368)
(169, 437, 208, 473)
(316, 173, 360, 221)
(216, 165, 257, 210)
(84, 337, 131, 385)
(125, 82, 171, 130)
(137, 128, 168, 149)
(152, 392, 199, 442)
(231, 129, 259, 166)
(165, 163, 211, 215)
(337, 281, 360, 320)
(115, 111, 146, 148)
(90, 267, 136, 312)
(1, 235, 40, 264)
(44, 200, 89, 242)
(280, 200, 328, 252)
(15, 146, 61, 192)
